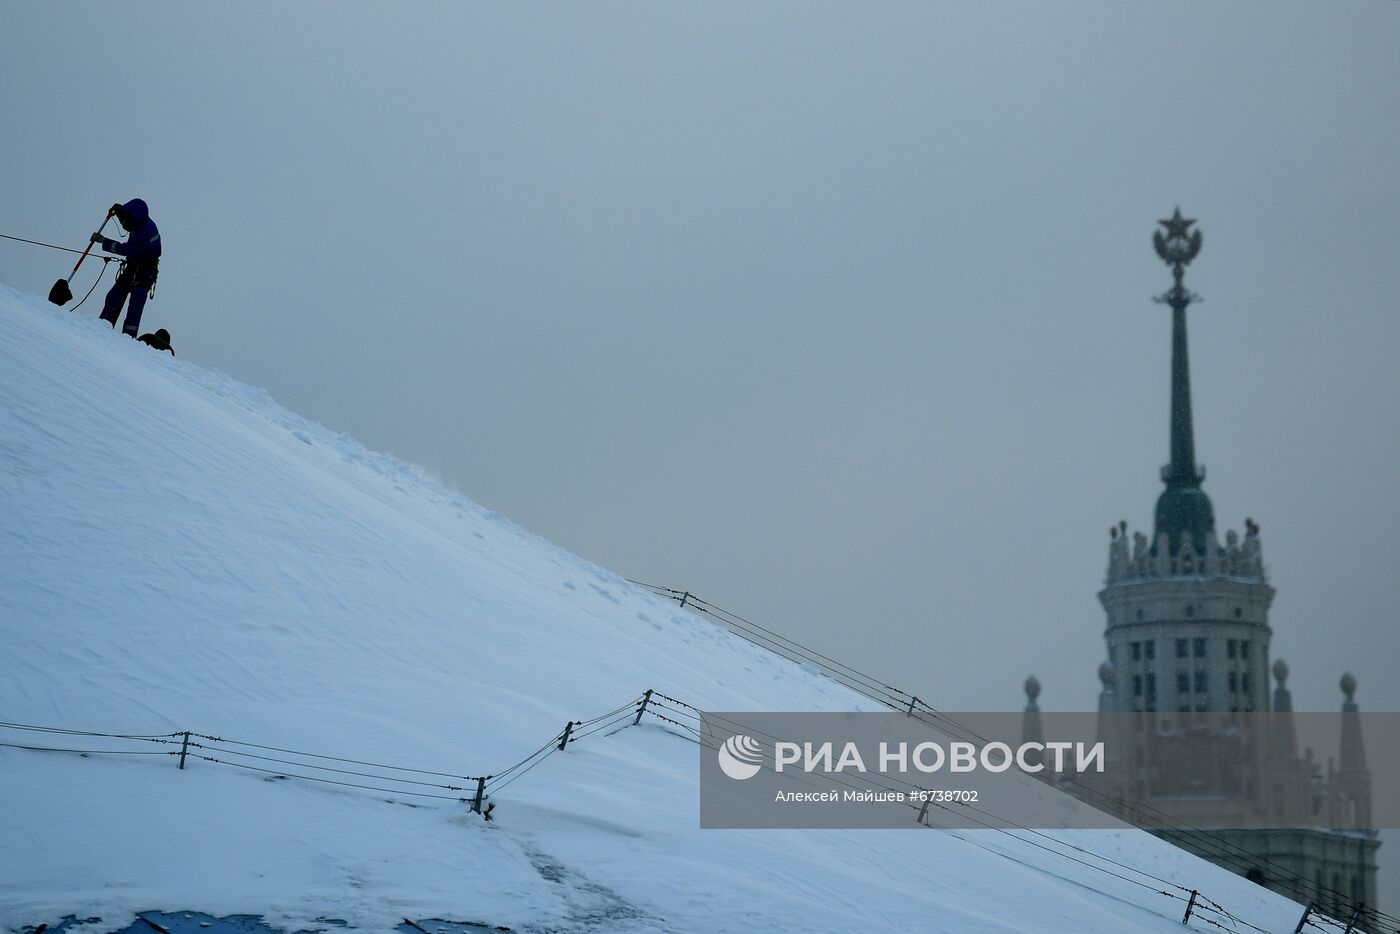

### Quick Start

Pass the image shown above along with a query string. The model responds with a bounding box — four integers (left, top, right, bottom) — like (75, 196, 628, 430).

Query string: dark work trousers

(100, 261, 159, 336)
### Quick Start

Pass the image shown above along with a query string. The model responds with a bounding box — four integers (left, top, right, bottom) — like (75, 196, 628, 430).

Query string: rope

(485, 733, 567, 786)
(954, 817, 1188, 901)
(1047, 775, 1400, 927)
(645, 709, 702, 737)
(650, 695, 1393, 934)
(628, 580, 915, 710)
(570, 711, 636, 742)
(625, 584, 1399, 929)
(69, 257, 113, 312)
(189, 742, 472, 791)
(643, 696, 1213, 918)
(2, 695, 653, 807)
(189, 732, 480, 781)
(663, 700, 1346, 932)
(0, 231, 91, 256)
(0, 720, 182, 741)
(1194, 895, 1277, 934)
(191, 753, 468, 801)
(575, 696, 646, 727)
(651, 691, 697, 710)
(9, 691, 1369, 934)
(3, 696, 1362, 934)
(482, 744, 559, 795)
(0, 740, 178, 756)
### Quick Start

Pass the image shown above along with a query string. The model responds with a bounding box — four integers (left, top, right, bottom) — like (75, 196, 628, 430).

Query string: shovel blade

(48, 278, 73, 306)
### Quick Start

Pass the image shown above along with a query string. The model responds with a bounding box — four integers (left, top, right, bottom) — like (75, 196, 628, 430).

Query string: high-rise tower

(1099, 209, 1275, 719)
(1026, 211, 1378, 923)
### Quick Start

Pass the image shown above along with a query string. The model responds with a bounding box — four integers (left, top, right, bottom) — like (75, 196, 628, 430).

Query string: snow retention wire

(660, 700, 1205, 918)
(188, 742, 474, 791)
(0, 740, 177, 756)
(639, 692, 1390, 934)
(189, 753, 471, 801)
(187, 732, 483, 781)
(0, 719, 183, 741)
(0, 693, 650, 809)
(627, 579, 990, 743)
(6, 689, 1387, 931)
(625, 583, 1400, 932)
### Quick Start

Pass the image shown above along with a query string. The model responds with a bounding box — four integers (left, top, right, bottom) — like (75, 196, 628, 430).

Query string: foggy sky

(3, 0, 1398, 902)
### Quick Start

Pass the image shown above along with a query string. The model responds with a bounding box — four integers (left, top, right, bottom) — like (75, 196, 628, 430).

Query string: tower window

(1136, 608, 1144, 621)
(1185, 605, 1195, 617)
(1144, 640, 1156, 660)
(1194, 671, 1208, 693)
(1176, 639, 1188, 658)
(1146, 673, 1157, 699)
(1177, 672, 1190, 693)
(1227, 639, 1238, 659)
(1241, 673, 1252, 695)
(1240, 641, 1251, 660)
(1234, 607, 1243, 619)
(1131, 642, 1141, 661)
(1133, 675, 1143, 696)
(1228, 671, 1238, 692)
(1193, 638, 1207, 658)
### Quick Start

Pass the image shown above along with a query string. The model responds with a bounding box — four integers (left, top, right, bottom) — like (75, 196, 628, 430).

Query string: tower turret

(1096, 211, 1273, 718)
(1021, 676, 1044, 770)
(1038, 210, 1379, 913)
(1335, 673, 1371, 829)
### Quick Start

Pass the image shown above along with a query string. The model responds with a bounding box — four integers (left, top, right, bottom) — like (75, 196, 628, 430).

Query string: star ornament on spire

(1153, 207, 1203, 267)
(1159, 207, 1195, 239)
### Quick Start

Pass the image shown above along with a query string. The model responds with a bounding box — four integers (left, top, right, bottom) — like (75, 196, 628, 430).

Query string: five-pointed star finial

(1158, 207, 1196, 239)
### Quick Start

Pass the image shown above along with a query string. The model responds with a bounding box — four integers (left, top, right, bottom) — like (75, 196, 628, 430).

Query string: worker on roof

(91, 198, 161, 337)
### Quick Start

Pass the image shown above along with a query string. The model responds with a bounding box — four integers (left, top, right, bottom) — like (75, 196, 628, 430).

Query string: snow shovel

(49, 209, 115, 306)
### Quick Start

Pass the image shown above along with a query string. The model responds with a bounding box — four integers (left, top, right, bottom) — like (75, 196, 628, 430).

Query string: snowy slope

(0, 286, 1311, 933)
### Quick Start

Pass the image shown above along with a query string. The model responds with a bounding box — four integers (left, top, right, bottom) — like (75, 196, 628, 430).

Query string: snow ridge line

(0, 694, 648, 809)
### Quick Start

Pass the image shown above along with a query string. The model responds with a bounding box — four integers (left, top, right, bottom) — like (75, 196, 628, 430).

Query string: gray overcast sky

(3, 4, 1396, 721)
(4, 0, 1399, 914)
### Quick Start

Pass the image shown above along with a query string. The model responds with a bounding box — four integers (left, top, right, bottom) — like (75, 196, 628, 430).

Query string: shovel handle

(67, 209, 117, 278)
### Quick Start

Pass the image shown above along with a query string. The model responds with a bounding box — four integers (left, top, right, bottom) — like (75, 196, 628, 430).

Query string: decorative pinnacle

(1152, 208, 1203, 311)
(1154, 208, 1202, 265)
(1098, 662, 1116, 688)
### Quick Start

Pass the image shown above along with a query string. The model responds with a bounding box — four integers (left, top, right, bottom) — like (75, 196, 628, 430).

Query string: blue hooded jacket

(101, 199, 161, 264)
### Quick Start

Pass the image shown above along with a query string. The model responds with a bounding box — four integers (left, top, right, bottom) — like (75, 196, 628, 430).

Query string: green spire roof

(1151, 209, 1214, 556)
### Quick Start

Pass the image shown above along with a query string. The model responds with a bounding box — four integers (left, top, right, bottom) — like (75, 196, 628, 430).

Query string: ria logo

(718, 734, 764, 780)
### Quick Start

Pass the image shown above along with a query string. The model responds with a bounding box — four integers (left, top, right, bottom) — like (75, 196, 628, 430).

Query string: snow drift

(0, 286, 1313, 932)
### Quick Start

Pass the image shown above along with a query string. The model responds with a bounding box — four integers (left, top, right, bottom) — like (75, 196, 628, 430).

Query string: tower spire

(1150, 208, 1214, 555)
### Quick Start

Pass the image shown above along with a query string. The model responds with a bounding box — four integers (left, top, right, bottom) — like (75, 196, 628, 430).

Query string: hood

(121, 199, 150, 224)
